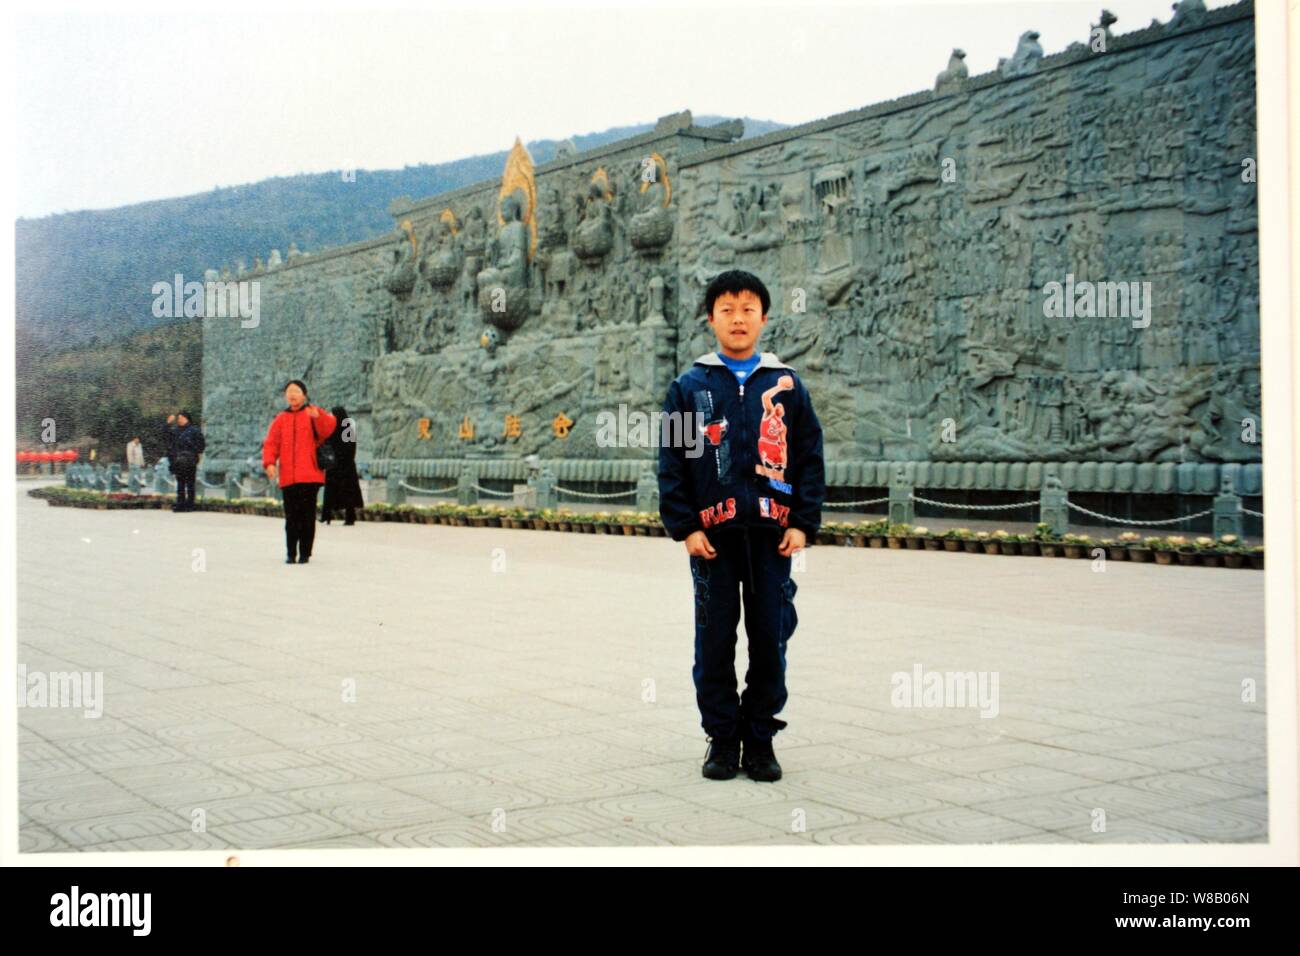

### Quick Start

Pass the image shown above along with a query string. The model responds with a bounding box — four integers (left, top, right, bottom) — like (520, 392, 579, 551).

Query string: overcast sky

(15, 0, 1241, 219)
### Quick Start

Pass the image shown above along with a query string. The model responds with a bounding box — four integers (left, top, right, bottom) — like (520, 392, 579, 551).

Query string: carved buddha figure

(476, 191, 531, 330)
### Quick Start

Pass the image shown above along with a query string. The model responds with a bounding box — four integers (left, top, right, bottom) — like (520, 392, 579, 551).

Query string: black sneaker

(702, 735, 741, 780)
(741, 736, 782, 782)
(285, 555, 296, 564)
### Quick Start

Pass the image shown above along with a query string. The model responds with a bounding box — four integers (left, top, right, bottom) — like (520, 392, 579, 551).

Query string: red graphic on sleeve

(755, 375, 795, 483)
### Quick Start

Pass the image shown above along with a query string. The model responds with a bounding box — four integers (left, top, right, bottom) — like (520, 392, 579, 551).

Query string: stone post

(1212, 471, 1243, 539)
(636, 463, 659, 514)
(887, 464, 914, 526)
(457, 465, 478, 506)
(1039, 476, 1068, 536)
(386, 470, 405, 505)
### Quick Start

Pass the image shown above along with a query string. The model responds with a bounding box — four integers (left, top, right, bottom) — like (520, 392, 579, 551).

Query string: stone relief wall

(674, 3, 1259, 466)
(203, 1, 1260, 488)
(201, 238, 391, 462)
(363, 114, 734, 464)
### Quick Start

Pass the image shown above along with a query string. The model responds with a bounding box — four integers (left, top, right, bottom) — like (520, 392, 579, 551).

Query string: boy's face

(708, 289, 766, 358)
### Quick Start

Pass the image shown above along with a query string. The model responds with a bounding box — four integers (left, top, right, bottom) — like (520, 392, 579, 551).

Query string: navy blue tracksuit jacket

(658, 350, 826, 742)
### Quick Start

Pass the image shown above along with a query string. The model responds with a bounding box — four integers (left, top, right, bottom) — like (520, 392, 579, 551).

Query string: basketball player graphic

(755, 375, 795, 487)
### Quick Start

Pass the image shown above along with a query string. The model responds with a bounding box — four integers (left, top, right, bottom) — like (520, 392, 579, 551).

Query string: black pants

(324, 505, 355, 524)
(283, 482, 322, 560)
(174, 467, 196, 509)
(689, 528, 798, 743)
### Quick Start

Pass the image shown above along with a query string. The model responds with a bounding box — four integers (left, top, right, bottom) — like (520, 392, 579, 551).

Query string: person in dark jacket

(262, 380, 337, 564)
(658, 270, 825, 784)
(162, 414, 178, 473)
(321, 406, 364, 525)
(170, 411, 206, 512)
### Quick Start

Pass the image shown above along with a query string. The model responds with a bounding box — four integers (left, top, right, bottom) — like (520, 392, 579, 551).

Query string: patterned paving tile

(891, 807, 1049, 843)
(1133, 796, 1268, 842)
(207, 813, 356, 849)
(15, 484, 1270, 849)
(47, 809, 201, 848)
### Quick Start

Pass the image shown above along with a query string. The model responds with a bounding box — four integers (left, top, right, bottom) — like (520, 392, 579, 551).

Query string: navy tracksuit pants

(689, 527, 798, 743)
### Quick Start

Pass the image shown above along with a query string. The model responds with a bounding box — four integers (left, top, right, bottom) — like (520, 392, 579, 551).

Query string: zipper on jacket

(733, 372, 751, 527)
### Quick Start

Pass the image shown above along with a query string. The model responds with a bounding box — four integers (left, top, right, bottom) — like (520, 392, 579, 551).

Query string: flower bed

(26, 487, 1264, 567)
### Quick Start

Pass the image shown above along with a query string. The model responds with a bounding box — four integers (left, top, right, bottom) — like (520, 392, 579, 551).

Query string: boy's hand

(777, 527, 807, 556)
(684, 530, 717, 559)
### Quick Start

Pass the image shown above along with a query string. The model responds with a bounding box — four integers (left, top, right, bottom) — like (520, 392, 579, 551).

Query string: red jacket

(262, 404, 338, 487)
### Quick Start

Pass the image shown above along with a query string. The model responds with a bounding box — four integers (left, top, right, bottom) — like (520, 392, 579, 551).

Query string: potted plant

(1062, 533, 1092, 559)
(1247, 545, 1264, 570)
(991, 529, 1018, 555)
(1116, 531, 1146, 561)
(1149, 536, 1175, 565)
(887, 523, 911, 549)
(824, 521, 848, 546)
(1192, 536, 1222, 567)
(942, 527, 967, 552)
(920, 526, 942, 550)
(1033, 522, 1061, 557)
(1097, 537, 1124, 561)
(1216, 534, 1245, 569)
(905, 526, 927, 550)
(1165, 535, 1198, 566)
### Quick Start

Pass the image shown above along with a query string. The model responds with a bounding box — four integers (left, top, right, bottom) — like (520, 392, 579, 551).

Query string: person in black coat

(321, 406, 364, 525)
(162, 414, 179, 473)
(170, 410, 206, 512)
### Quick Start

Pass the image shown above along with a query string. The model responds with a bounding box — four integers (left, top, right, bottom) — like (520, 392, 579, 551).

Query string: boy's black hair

(702, 270, 771, 319)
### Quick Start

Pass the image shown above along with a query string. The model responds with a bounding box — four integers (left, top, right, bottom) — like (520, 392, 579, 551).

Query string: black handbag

(303, 405, 336, 470)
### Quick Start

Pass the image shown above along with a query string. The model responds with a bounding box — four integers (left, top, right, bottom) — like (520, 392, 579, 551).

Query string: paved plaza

(16, 481, 1268, 850)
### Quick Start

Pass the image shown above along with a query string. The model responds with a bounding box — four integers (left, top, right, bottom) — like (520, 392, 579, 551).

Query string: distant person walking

(321, 406, 363, 526)
(126, 437, 145, 471)
(170, 411, 206, 512)
(262, 380, 337, 564)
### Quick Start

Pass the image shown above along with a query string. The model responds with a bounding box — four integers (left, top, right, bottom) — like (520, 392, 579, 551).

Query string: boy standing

(658, 270, 826, 782)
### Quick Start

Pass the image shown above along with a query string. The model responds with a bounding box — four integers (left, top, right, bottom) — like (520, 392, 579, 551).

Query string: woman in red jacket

(262, 379, 337, 564)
